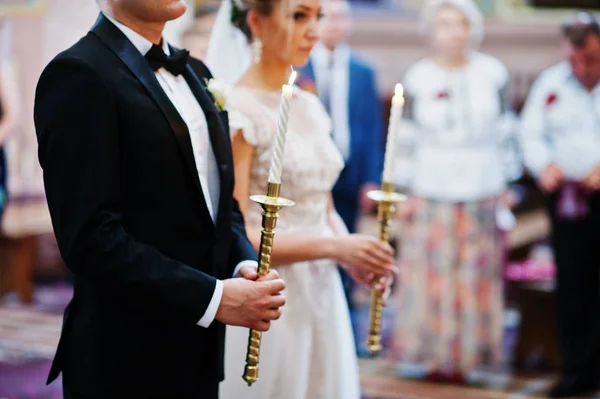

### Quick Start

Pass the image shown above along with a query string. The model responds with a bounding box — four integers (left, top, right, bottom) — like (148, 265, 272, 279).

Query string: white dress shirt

(311, 42, 351, 160)
(106, 15, 256, 328)
(521, 61, 600, 180)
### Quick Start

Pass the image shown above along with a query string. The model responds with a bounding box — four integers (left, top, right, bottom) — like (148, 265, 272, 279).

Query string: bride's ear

(247, 9, 262, 42)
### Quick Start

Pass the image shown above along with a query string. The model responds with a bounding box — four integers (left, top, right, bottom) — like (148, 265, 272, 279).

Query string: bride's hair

(231, 0, 276, 41)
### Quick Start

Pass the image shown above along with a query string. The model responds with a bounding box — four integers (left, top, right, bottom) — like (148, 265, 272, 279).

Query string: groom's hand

(216, 275, 286, 331)
(235, 264, 259, 280)
(236, 264, 282, 285)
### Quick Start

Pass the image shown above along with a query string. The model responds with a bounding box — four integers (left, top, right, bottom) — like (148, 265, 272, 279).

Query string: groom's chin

(143, 0, 187, 23)
(163, 0, 187, 21)
(168, 0, 187, 19)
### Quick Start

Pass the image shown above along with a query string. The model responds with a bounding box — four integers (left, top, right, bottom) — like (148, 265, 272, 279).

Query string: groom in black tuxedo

(33, 1, 286, 398)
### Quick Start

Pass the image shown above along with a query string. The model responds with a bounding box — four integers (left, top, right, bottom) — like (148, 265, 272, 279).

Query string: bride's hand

(348, 270, 395, 304)
(332, 234, 398, 276)
(378, 275, 394, 305)
(348, 269, 394, 288)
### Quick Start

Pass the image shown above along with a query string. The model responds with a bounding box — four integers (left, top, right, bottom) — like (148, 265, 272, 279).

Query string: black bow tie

(145, 44, 189, 76)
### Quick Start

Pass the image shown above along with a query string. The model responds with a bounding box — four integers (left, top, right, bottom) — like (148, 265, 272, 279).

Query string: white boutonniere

(205, 78, 232, 112)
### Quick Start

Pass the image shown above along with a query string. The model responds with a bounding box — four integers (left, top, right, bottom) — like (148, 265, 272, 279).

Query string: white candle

(268, 69, 297, 184)
(382, 84, 405, 184)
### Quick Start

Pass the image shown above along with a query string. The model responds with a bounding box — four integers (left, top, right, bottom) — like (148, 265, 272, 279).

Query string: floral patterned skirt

(392, 197, 506, 384)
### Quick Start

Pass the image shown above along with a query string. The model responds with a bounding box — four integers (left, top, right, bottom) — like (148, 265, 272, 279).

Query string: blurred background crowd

(0, 0, 599, 398)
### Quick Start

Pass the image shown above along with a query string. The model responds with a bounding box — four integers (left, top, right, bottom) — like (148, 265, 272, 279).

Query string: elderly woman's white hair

(421, 0, 485, 48)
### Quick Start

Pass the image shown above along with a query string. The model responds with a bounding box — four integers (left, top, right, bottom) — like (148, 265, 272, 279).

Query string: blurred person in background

(520, 11, 600, 398)
(391, 0, 521, 385)
(297, 0, 384, 309)
(0, 19, 18, 224)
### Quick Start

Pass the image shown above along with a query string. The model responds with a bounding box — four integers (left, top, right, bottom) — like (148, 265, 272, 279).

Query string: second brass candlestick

(243, 182, 294, 386)
(366, 182, 406, 355)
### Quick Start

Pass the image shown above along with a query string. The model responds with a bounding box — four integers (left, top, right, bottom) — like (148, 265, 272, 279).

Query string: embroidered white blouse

(394, 52, 521, 202)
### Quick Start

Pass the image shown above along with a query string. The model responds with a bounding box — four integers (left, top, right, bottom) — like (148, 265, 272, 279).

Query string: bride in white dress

(205, 0, 396, 398)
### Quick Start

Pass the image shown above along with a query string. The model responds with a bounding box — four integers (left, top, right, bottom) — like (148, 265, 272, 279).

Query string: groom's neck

(101, 6, 165, 45)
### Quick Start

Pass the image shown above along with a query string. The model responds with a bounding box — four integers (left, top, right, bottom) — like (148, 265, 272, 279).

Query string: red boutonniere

(546, 93, 557, 107)
(436, 90, 450, 100)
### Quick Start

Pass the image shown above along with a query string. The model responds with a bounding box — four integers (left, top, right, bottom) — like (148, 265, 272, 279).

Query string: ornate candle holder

(365, 182, 406, 355)
(243, 182, 294, 386)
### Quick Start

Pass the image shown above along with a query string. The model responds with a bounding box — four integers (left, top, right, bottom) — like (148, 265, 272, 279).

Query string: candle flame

(395, 83, 404, 98)
(288, 69, 297, 86)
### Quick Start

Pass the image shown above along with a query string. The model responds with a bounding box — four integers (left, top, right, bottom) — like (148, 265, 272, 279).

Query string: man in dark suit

(33, 1, 286, 398)
(297, 0, 383, 308)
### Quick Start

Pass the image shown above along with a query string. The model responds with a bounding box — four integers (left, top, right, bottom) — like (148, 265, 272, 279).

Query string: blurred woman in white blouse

(391, 0, 521, 385)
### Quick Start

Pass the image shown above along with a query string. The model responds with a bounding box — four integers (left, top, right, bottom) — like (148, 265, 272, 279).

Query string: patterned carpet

(360, 358, 558, 399)
(0, 307, 61, 363)
(0, 284, 68, 399)
(0, 284, 596, 399)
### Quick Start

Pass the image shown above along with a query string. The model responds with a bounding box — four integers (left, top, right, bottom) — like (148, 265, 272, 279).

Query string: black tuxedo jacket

(33, 14, 256, 396)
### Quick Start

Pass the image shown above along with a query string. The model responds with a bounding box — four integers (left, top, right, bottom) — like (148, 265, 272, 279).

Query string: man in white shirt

(521, 11, 600, 398)
(33, 0, 285, 397)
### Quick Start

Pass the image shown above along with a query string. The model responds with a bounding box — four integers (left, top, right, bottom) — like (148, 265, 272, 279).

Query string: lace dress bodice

(228, 86, 344, 236)
(221, 86, 360, 399)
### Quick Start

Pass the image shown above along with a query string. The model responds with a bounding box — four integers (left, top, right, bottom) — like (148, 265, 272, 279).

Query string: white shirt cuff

(233, 260, 259, 278)
(197, 279, 223, 328)
(196, 260, 258, 328)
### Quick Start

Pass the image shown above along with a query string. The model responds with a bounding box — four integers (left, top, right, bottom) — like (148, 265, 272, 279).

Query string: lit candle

(268, 69, 297, 185)
(382, 84, 405, 184)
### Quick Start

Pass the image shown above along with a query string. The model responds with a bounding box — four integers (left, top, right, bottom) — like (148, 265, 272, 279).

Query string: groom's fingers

(261, 309, 282, 321)
(262, 278, 286, 295)
(253, 320, 271, 332)
(268, 294, 286, 310)
(258, 269, 280, 281)
(239, 265, 258, 280)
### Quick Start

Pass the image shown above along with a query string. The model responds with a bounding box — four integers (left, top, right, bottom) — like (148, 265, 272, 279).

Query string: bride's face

(253, 0, 321, 66)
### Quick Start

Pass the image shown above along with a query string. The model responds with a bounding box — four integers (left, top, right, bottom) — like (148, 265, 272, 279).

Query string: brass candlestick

(243, 182, 294, 386)
(366, 182, 406, 355)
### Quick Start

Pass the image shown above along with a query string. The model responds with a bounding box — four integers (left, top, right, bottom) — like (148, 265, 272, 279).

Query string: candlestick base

(365, 183, 406, 356)
(249, 195, 295, 209)
(243, 183, 294, 387)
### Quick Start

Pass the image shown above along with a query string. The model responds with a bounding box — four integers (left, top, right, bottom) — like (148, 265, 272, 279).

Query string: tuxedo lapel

(89, 15, 212, 214)
(180, 63, 234, 227)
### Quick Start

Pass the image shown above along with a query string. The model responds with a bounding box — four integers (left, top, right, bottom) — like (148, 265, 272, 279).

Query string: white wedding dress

(219, 86, 361, 399)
